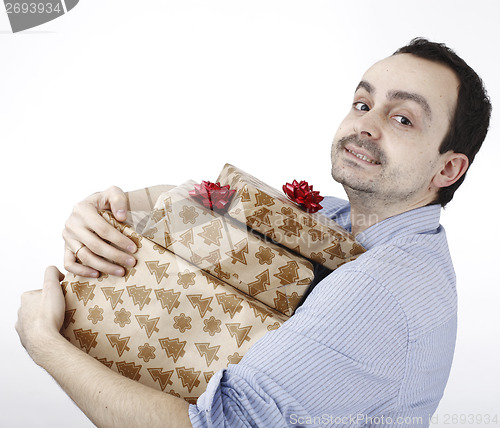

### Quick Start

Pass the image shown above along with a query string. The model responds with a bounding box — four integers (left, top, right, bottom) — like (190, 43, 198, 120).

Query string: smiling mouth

(345, 148, 381, 165)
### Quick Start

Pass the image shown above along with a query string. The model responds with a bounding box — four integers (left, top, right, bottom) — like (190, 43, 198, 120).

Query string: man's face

(331, 53, 459, 207)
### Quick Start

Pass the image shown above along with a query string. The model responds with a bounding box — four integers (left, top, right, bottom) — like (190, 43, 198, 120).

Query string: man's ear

(432, 152, 469, 188)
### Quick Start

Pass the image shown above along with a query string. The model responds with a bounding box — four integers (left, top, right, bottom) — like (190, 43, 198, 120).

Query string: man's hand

(63, 186, 138, 278)
(16, 266, 66, 364)
(16, 266, 192, 428)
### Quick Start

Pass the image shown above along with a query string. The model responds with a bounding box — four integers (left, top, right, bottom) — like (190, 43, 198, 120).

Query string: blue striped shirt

(189, 197, 457, 427)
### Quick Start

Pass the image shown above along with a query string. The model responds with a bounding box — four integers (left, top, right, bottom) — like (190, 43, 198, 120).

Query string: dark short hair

(394, 38, 492, 207)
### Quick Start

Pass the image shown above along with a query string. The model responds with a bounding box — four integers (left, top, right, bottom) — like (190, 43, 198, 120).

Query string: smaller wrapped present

(217, 164, 365, 270)
(61, 211, 288, 403)
(140, 182, 314, 317)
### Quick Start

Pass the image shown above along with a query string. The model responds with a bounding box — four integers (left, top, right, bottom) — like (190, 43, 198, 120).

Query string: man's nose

(353, 110, 382, 140)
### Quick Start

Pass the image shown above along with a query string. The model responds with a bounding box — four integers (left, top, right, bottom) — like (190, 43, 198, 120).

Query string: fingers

(64, 245, 128, 277)
(105, 186, 128, 222)
(67, 201, 137, 253)
(64, 247, 101, 278)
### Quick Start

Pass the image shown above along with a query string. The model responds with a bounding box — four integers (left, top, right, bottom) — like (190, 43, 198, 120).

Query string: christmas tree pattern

(116, 361, 142, 381)
(187, 294, 213, 318)
(150, 207, 167, 224)
(274, 261, 299, 285)
(179, 229, 194, 249)
(247, 207, 272, 228)
(195, 343, 220, 367)
(201, 271, 224, 290)
(278, 218, 303, 237)
(158, 337, 186, 363)
(155, 288, 181, 314)
(95, 357, 114, 369)
(87, 305, 104, 324)
(62, 309, 76, 330)
(123, 266, 137, 282)
(106, 334, 131, 357)
(135, 315, 160, 338)
(225, 323, 252, 348)
(203, 316, 222, 336)
(145, 261, 170, 284)
(101, 287, 124, 310)
(254, 189, 275, 207)
(227, 352, 243, 365)
(126, 285, 152, 310)
(137, 343, 156, 363)
(148, 368, 174, 391)
(247, 270, 270, 296)
(216, 293, 244, 318)
(324, 242, 346, 260)
(273, 291, 291, 314)
(177, 270, 196, 289)
(71, 281, 95, 306)
(225, 238, 249, 265)
(203, 371, 214, 383)
(74, 328, 98, 353)
(239, 186, 251, 202)
(184, 397, 198, 405)
(349, 242, 365, 256)
(263, 228, 277, 242)
(61, 281, 68, 297)
(246, 300, 273, 322)
(176, 367, 201, 393)
(287, 291, 302, 310)
(198, 219, 223, 246)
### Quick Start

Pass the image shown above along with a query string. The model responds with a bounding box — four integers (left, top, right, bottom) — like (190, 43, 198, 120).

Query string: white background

(1, 1, 499, 427)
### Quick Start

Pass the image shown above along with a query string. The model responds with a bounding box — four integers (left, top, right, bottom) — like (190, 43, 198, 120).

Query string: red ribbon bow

(282, 180, 324, 213)
(189, 181, 236, 212)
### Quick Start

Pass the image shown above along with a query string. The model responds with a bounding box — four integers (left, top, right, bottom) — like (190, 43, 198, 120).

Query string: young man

(17, 38, 491, 427)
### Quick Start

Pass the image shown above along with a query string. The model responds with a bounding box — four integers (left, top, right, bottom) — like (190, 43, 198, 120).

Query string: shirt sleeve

(189, 267, 409, 427)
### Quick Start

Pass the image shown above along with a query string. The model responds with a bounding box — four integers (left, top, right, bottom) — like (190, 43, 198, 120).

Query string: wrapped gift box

(61, 211, 288, 403)
(140, 182, 314, 317)
(217, 164, 365, 269)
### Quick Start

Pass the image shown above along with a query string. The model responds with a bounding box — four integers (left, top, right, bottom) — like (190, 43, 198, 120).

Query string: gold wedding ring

(74, 243, 85, 261)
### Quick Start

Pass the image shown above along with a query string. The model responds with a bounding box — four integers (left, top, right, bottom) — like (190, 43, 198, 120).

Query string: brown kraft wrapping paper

(216, 164, 365, 270)
(61, 211, 288, 403)
(140, 181, 314, 317)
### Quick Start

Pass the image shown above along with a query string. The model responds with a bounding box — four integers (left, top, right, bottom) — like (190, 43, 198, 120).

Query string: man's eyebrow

(387, 90, 432, 119)
(355, 80, 373, 93)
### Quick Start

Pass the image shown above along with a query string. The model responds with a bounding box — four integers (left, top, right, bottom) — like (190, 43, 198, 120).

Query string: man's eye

(394, 115, 412, 126)
(353, 102, 369, 112)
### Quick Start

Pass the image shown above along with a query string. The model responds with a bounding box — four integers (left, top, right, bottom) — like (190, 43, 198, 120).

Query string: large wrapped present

(217, 164, 365, 269)
(61, 166, 364, 402)
(61, 211, 288, 403)
(140, 181, 314, 317)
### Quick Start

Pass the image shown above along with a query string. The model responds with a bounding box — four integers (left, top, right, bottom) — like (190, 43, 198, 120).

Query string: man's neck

(346, 189, 436, 236)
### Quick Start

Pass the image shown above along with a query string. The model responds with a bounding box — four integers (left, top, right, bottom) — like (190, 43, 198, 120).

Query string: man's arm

(16, 266, 191, 428)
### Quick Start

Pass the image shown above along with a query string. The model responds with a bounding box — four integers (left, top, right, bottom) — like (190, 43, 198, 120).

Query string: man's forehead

(357, 53, 459, 117)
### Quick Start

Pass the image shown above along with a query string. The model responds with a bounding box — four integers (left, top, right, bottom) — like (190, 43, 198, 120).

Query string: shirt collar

(353, 204, 442, 250)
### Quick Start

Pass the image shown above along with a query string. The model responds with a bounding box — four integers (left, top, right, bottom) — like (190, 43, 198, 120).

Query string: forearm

(35, 332, 191, 428)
